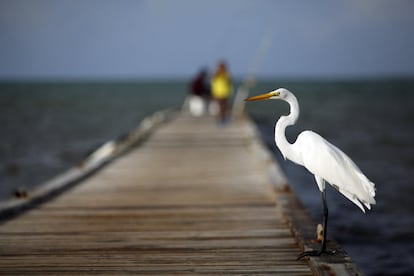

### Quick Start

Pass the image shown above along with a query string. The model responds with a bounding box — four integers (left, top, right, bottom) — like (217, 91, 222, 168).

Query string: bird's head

(244, 88, 290, 102)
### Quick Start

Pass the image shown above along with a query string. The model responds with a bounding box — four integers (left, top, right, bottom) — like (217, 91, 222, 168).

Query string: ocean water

(0, 81, 187, 200)
(1, 80, 413, 275)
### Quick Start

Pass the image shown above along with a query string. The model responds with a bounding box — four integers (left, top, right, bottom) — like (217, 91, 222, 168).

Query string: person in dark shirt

(187, 68, 210, 116)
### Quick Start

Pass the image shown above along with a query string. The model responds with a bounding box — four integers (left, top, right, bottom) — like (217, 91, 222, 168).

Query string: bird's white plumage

(294, 130, 376, 212)
(262, 88, 376, 213)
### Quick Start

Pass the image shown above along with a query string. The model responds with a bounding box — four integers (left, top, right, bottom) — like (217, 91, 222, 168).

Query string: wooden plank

(0, 113, 360, 275)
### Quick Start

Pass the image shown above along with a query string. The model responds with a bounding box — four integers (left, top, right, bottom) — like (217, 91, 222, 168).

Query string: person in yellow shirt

(211, 61, 232, 124)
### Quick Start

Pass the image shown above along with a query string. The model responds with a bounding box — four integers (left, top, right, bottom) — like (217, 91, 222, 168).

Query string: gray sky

(1, 0, 414, 80)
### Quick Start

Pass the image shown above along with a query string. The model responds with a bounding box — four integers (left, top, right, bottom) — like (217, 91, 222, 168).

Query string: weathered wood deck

(0, 112, 361, 275)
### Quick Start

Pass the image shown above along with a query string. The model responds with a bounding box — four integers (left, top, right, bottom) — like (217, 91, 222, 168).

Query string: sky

(0, 0, 414, 80)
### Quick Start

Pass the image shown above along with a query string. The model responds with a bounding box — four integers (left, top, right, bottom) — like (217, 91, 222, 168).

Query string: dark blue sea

(1, 80, 413, 275)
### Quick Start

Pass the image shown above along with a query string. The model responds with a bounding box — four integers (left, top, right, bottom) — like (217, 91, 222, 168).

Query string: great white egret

(245, 88, 376, 259)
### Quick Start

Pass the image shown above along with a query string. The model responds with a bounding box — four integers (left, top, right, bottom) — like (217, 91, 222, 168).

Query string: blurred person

(211, 61, 232, 124)
(187, 68, 210, 116)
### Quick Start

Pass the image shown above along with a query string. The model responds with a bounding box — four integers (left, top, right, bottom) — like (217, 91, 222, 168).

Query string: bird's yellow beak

(244, 91, 279, 101)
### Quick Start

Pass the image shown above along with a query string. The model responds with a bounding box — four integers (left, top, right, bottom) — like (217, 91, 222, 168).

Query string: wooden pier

(0, 111, 361, 275)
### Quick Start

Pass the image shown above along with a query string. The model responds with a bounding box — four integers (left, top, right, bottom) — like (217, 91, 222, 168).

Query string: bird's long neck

(275, 94, 302, 164)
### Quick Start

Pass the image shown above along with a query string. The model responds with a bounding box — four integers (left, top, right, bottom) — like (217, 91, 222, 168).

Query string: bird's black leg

(297, 189, 336, 260)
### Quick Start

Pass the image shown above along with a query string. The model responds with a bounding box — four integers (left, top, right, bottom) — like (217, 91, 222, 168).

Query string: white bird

(245, 88, 376, 259)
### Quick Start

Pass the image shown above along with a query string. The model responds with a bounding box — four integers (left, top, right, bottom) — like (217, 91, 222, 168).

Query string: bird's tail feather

(336, 183, 375, 213)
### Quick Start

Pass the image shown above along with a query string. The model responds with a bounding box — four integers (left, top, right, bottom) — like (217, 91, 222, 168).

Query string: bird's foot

(296, 249, 336, 260)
